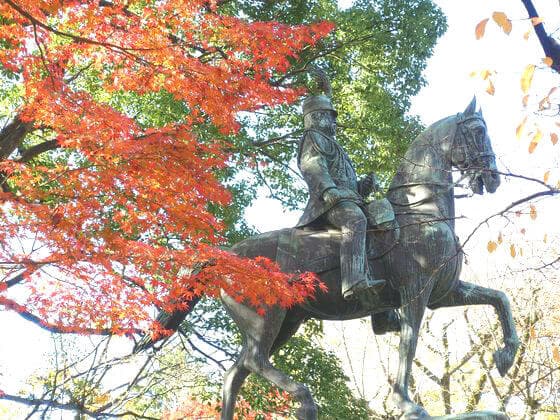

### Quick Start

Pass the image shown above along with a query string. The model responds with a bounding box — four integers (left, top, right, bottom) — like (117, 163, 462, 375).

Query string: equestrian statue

(135, 94, 520, 419)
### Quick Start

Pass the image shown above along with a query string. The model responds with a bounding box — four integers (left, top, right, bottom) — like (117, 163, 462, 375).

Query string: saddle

(276, 198, 399, 274)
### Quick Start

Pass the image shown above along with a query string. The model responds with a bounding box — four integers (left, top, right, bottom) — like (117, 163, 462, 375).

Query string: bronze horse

(219, 98, 519, 419)
(138, 98, 520, 419)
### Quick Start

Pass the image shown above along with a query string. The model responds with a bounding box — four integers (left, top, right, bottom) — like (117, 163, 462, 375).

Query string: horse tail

(133, 294, 202, 353)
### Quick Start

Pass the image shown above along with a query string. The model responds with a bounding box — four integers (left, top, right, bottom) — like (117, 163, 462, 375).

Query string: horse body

(217, 100, 520, 419)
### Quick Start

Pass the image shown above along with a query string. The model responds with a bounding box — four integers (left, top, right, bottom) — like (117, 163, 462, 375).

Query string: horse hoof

(399, 403, 431, 419)
(295, 403, 318, 420)
(493, 348, 514, 377)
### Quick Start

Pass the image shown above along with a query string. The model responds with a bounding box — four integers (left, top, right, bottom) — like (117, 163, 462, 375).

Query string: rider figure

(295, 94, 385, 300)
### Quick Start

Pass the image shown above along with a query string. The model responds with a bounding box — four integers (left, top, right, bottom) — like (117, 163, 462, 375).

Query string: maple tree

(0, 0, 333, 336)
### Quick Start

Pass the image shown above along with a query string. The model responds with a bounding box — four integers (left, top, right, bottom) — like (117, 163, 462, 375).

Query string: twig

(461, 189, 559, 249)
(0, 393, 159, 420)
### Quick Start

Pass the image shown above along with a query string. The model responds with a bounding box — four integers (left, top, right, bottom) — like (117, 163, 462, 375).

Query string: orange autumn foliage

(0, 1, 331, 334)
(164, 391, 292, 419)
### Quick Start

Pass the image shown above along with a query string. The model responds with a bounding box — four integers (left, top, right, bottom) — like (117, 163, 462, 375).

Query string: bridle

(452, 113, 495, 171)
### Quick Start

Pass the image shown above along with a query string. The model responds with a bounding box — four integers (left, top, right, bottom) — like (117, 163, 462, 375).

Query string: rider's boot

(342, 276, 385, 301)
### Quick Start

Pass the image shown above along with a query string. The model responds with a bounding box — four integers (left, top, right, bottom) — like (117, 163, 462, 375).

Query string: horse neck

(388, 116, 456, 223)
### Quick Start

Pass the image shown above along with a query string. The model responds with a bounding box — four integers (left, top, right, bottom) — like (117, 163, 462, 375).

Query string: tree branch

(0, 296, 141, 335)
(0, 393, 159, 420)
(520, 0, 560, 73)
(252, 130, 301, 148)
(18, 139, 59, 162)
(3, 0, 149, 63)
(461, 188, 558, 249)
(0, 116, 33, 160)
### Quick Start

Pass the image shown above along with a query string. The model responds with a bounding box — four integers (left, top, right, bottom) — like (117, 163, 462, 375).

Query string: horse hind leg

(221, 294, 316, 420)
(243, 339, 317, 420)
(394, 283, 431, 419)
(242, 317, 317, 420)
(429, 280, 520, 376)
(222, 351, 250, 420)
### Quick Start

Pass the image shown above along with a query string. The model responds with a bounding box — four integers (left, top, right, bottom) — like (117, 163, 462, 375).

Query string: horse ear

(464, 96, 477, 115)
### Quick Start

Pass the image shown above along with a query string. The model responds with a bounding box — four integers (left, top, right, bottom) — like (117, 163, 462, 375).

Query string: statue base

(433, 411, 508, 420)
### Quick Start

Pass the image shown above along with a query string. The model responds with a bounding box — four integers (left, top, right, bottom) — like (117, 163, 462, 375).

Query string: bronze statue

(296, 94, 385, 300)
(136, 97, 519, 420)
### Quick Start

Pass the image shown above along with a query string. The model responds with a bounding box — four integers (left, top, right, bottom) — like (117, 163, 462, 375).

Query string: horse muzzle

(469, 168, 500, 195)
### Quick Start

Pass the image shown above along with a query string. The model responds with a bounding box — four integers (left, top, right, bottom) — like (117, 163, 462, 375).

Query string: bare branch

(252, 130, 301, 148)
(461, 188, 558, 249)
(0, 393, 159, 420)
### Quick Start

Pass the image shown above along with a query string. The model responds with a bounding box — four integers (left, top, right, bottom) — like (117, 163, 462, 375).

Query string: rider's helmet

(302, 95, 337, 117)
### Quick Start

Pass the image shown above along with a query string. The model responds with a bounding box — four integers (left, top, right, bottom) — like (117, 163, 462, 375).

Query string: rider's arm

(298, 132, 337, 200)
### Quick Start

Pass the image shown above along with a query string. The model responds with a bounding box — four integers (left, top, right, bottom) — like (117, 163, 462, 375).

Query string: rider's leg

(325, 201, 385, 299)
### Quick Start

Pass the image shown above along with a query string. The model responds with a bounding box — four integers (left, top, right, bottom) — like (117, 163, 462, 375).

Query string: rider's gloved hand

(322, 187, 361, 206)
(358, 173, 381, 198)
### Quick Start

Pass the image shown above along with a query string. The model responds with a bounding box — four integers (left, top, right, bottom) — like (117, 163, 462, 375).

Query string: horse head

(451, 97, 500, 194)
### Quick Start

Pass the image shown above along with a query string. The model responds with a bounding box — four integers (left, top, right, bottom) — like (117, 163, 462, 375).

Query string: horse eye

(476, 128, 485, 138)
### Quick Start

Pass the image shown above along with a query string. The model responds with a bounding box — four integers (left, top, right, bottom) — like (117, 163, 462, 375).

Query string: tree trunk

(0, 116, 32, 160)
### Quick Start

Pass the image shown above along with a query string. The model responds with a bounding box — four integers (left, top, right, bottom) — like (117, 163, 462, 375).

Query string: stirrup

(342, 278, 386, 300)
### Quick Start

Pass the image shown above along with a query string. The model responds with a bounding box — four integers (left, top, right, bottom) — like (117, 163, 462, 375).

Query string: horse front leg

(394, 285, 431, 419)
(429, 280, 520, 376)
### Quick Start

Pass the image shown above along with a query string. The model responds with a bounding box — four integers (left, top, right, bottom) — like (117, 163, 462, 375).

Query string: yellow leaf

(543, 57, 554, 67)
(554, 346, 560, 362)
(475, 18, 489, 40)
(498, 232, 503, 244)
(480, 69, 491, 80)
(469, 71, 478, 78)
(516, 116, 527, 140)
(538, 96, 550, 110)
(544, 233, 548, 243)
(530, 204, 537, 220)
(487, 240, 498, 253)
(530, 326, 536, 339)
(510, 244, 516, 258)
(486, 79, 495, 95)
(522, 94, 529, 107)
(528, 129, 542, 153)
(551, 133, 558, 145)
(520, 247, 523, 256)
(492, 11, 512, 34)
(544, 170, 550, 183)
(531, 17, 545, 26)
(521, 64, 536, 93)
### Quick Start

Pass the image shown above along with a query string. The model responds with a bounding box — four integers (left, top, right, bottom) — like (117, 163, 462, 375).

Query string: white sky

(1, 0, 559, 416)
